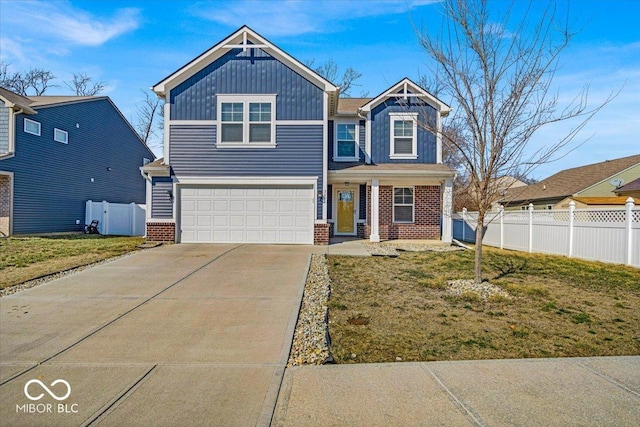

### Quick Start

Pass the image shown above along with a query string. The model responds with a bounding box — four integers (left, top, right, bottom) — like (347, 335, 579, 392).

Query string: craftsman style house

(142, 26, 455, 244)
(0, 87, 154, 236)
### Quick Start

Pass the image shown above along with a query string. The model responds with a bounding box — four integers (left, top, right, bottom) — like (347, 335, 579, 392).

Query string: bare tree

(417, 0, 614, 283)
(0, 62, 56, 95)
(135, 89, 162, 150)
(64, 73, 105, 96)
(306, 59, 364, 97)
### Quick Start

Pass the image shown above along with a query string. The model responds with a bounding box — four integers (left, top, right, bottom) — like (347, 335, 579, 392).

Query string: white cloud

(1, 1, 140, 47)
(190, 0, 437, 36)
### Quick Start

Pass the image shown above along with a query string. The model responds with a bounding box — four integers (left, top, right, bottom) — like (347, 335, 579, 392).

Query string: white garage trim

(176, 176, 318, 186)
(177, 179, 316, 244)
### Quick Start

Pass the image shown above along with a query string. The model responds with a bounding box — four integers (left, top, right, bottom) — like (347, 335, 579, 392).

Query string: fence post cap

(463, 207, 467, 213)
(528, 203, 534, 211)
(569, 201, 575, 207)
(626, 197, 635, 205)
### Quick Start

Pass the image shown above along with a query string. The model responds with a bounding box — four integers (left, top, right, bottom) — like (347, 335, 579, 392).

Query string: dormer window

(333, 121, 359, 161)
(389, 112, 417, 159)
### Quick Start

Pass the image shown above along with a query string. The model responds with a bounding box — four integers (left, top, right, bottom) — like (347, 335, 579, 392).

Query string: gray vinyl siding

(169, 124, 324, 218)
(370, 99, 437, 164)
(0, 99, 154, 234)
(327, 119, 365, 164)
(170, 48, 323, 121)
(151, 177, 173, 218)
(0, 107, 9, 154)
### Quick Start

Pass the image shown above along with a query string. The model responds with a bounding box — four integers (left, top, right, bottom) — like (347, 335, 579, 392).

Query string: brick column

(146, 222, 175, 242)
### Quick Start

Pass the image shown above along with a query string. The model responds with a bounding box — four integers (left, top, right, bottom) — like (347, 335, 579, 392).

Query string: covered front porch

(326, 164, 455, 243)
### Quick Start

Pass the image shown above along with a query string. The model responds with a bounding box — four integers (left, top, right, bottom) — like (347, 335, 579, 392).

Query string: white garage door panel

(180, 185, 314, 244)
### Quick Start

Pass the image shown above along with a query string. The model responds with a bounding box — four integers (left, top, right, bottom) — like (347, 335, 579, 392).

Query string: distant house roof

(572, 196, 639, 205)
(0, 87, 103, 110)
(615, 177, 640, 193)
(506, 154, 640, 204)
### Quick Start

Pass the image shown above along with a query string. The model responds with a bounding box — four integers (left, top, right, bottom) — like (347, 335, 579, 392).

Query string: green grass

(0, 235, 144, 288)
(327, 247, 640, 363)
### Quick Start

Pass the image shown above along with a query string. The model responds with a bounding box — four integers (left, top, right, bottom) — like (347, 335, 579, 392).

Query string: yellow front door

(337, 190, 355, 234)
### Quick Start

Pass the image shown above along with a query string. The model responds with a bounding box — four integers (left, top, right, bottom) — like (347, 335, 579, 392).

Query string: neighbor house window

(54, 128, 68, 144)
(393, 187, 414, 223)
(24, 118, 41, 136)
(334, 122, 358, 161)
(217, 95, 275, 146)
(389, 112, 417, 159)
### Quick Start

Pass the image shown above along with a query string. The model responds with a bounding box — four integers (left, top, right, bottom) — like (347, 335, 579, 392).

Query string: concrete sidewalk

(273, 356, 640, 426)
(0, 244, 314, 427)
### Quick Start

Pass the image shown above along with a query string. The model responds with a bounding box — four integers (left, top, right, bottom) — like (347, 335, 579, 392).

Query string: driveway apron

(0, 244, 311, 427)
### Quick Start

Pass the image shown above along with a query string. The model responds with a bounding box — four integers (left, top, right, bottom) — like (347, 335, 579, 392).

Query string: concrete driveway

(0, 244, 313, 427)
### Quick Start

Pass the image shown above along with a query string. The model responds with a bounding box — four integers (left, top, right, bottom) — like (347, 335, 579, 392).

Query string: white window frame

(53, 128, 68, 144)
(393, 186, 415, 223)
(24, 118, 41, 136)
(216, 94, 276, 148)
(389, 112, 418, 159)
(333, 120, 360, 162)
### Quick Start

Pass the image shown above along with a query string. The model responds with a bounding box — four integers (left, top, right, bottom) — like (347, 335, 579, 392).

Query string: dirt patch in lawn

(327, 248, 640, 363)
(0, 235, 144, 289)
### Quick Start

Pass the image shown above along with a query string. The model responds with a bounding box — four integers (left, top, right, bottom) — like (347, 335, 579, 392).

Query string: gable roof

(0, 87, 37, 113)
(152, 25, 339, 98)
(358, 78, 451, 116)
(506, 154, 640, 203)
(615, 177, 640, 193)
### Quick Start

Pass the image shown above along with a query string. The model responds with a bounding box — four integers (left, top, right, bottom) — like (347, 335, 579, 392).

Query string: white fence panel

(452, 199, 639, 267)
(573, 223, 627, 264)
(85, 200, 146, 236)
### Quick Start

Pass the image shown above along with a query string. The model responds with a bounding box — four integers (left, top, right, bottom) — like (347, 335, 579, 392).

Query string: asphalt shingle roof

(506, 154, 640, 203)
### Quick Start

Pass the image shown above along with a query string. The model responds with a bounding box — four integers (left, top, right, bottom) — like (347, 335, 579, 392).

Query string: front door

(336, 189, 355, 234)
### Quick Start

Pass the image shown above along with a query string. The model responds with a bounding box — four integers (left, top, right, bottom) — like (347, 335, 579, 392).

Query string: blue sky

(1, 0, 638, 178)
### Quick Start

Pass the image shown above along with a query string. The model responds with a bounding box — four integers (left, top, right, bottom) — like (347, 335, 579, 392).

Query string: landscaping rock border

(287, 254, 333, 366)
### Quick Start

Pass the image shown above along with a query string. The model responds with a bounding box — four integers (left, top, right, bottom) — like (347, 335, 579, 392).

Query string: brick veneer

(314, 223, 330, 245)
(365, 185, 441, 240)
(146, 222, 176, 242)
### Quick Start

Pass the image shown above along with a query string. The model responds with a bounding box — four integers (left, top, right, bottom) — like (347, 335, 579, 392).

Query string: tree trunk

(474, 211, 485, 284)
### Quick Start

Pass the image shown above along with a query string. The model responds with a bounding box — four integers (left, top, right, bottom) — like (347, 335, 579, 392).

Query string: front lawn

(328, 248, 640, 363)
(0, 235, 144, 289)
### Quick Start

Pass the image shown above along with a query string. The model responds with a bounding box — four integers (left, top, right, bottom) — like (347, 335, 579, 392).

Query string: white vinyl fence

(85, 200, 146, 236)
(452, 198, 639, 267)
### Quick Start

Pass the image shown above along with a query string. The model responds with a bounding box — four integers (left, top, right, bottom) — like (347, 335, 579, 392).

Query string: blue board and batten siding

(170, 48, 323, 121)
(0, 100, 153, 234)
(168, 125, 324, 218)
(370, 99, 437, 164)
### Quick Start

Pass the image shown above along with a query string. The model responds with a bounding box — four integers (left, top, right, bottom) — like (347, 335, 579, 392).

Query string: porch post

(370, 179, 380, 242)
(442, 178, 453, 243)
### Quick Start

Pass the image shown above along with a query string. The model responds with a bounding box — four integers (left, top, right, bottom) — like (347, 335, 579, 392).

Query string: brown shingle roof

(572, 196, 640, 205)
(506, 154, 640, 203)
(336, 98, 370, 115)
(616, 177, 640, 192)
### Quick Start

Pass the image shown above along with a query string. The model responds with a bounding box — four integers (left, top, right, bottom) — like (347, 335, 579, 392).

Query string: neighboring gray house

(0, 87, 155, 236)
(142, 26, 455, 244)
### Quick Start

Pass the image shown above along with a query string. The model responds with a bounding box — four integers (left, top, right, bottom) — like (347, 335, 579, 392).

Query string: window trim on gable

(24, 118, 41, 136)
(333, 120, 360, 162)
(393, 186, 415, 223)
(54, 128, 68, 144)
(216, 94, 276, 148)
(389, 112, 418, 160)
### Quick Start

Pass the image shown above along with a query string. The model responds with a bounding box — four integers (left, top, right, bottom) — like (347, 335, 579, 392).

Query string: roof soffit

(153, 26, 339, 96)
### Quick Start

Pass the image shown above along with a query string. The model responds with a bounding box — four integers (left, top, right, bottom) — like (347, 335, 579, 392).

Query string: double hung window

(218, 95, 275, 146)
(393, 187, 414, 223)
(389, 113, 417, 159)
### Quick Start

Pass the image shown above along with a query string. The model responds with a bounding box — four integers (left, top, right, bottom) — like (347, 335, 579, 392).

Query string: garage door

(180, 185, 314, 244)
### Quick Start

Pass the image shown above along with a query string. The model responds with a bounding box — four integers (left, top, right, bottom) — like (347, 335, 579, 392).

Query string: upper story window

(54, 128, 68, 144)
(334, 121, 359, 161)
(389, 112, 417, 159)
(217, 95, 275, 147)
(24, 118, 41, 136)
